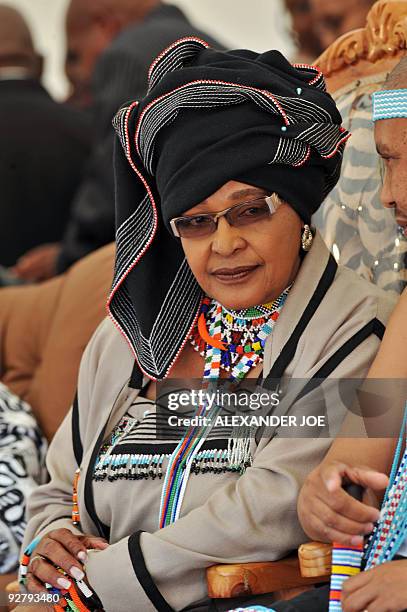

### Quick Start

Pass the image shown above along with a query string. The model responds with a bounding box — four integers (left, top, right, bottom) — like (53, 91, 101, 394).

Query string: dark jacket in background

(0, 79, 91, 267)
(57, 3, 223, 273)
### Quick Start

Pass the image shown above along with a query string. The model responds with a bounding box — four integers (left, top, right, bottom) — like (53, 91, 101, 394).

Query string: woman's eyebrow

(196, 187, 267, 209)
(228, 188, 267, 201)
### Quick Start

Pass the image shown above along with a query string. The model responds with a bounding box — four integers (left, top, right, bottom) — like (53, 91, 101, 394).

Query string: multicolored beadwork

(19, 535, 41, 585)
(72, 468, 81, 526)
(93, 448, 236, 482)
(328, 543, 364, 612)
(190, 289, 290, 371)
(158, 288, 290, 528)
(364, 403, 407, 569)
(328, 403, 407, 612)
(227, 607, 275, 612)
(19, 537, 101, 612)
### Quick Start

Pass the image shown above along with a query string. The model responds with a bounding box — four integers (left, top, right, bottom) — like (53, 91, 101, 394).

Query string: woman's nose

(210, 217, 246, 255)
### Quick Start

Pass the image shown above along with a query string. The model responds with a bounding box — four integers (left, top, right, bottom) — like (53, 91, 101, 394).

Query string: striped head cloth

(373, 89, 407, 121)
(108, 37, 350, 380)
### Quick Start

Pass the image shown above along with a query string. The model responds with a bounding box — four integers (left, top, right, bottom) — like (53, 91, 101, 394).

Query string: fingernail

(57, 577, 72, 589)
(77, 551, 88, 562)
(364, 522, 374, 533)
(70, 566, 85, 581)
(350, 535, 363, 546)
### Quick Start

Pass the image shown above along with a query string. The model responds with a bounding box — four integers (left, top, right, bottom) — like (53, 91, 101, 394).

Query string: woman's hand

(11, 243, 61, 283)
(342, 560, 407, 612)
(25, 529, 108, 593)
(298, 461, 388, 545)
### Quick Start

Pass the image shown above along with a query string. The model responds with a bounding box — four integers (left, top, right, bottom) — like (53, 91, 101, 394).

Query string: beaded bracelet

(48, 575, 102, 612)
(227, 607, 275, 612)
(19, 537, 103, 612)
(19, 536, 42, 586)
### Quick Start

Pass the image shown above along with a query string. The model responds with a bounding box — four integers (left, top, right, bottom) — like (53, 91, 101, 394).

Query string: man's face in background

(65, 2, 117, 108)
(285, 0, 323, 58)
(375, 117, 407, 238)
(310, 0, 373, 49)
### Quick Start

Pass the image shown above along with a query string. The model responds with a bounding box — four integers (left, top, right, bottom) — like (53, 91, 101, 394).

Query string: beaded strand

(159, 288, 290, 528)
(364, 403, 407, 568)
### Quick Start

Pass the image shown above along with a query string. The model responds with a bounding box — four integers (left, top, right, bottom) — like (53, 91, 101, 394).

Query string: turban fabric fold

(108, 37, 350, 380)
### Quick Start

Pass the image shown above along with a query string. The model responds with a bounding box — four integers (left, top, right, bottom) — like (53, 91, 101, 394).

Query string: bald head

(0, 5, 40, 74)
(67, 0, 160, 31)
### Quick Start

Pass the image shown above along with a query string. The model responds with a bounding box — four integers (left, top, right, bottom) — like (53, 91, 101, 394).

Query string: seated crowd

(0, 1, 406, 612)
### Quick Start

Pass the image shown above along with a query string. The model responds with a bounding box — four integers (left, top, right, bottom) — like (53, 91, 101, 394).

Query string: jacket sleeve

(21, 322, 107, 550)
(83, 336, 379, 612)
(21, 407, 83, 549)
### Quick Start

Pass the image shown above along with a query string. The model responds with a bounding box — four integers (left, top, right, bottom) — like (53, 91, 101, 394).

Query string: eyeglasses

(170, 195, 278, 239)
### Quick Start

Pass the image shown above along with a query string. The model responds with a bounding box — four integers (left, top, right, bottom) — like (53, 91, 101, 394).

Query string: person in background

(310, 0, 375, 50)
(284, 0, 323, 64)
(311, 0, 406, 295)
(294, 55, 407, 612)
(13, 0, 221, 283)
(0, 5, 91, 279)
(0, 384, 47, 575)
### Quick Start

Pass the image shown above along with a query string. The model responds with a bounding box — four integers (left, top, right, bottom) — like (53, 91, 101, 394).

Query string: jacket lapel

(263, 232, 336, 378)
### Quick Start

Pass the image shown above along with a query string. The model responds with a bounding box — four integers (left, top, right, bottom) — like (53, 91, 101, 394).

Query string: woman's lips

(211, 265, 259, 283)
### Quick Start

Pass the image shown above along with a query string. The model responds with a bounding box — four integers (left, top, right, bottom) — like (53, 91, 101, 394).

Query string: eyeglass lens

(175, 198, 272, 238)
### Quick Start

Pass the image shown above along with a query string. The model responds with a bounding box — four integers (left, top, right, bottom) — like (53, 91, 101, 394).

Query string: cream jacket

(23, 234, 395, 611)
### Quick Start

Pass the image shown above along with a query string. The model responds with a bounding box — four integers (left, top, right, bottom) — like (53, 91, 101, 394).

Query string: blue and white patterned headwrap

(373, 89, 407, 121)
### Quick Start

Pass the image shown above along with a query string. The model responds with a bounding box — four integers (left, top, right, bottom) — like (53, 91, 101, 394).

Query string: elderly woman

(19, 39, 394, 612)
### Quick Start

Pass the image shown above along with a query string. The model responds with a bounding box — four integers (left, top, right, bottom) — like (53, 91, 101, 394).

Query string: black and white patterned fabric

(108, 37, 350, 381)
(0, 384, 47, 573)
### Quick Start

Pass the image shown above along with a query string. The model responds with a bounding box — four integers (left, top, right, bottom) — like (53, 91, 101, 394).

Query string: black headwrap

(108, 37, 349, 380)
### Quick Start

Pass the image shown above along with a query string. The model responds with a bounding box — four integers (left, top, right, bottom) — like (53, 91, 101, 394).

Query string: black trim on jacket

(72, 392, 83, 466)
(263, 254, 338, 385)
(83, 422, 112, 541)
(128, 531, 175, 612)
(129, 361, 143, 389)
(312, 318, 385, 378)
(294, 317, 386, 403)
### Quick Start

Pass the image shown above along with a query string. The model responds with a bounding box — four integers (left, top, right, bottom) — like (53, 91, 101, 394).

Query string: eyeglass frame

(169, 194, 279, 238)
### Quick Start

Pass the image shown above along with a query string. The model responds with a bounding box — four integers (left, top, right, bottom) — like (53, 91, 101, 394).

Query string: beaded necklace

(364, 403, 407, 568)
(158, 288, 290, 529)
(190, 290, 290, 372)
(328, 403, 407, 612)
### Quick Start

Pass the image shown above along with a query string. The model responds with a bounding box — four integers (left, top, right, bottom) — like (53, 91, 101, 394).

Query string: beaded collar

(190, 289, 290, 373)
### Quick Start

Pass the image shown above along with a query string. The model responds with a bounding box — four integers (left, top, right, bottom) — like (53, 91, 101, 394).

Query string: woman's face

(180, 180, 303, 310)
